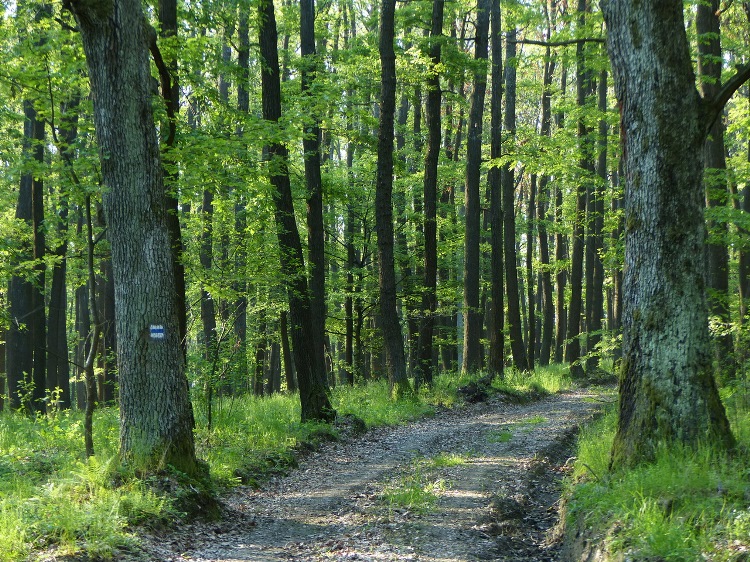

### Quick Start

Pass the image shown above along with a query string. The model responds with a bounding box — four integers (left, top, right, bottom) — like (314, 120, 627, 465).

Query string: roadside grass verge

(565, 384, 750, 560)
(0, 364, 572, 560)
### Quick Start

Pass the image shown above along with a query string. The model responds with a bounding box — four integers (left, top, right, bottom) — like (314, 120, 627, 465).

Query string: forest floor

(134, 388, 608, 562)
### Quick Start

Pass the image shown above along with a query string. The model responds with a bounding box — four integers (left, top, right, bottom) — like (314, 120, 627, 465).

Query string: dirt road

(143, 389, 605, 561)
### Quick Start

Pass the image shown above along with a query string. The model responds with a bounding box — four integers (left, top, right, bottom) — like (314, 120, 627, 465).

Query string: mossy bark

(69, 0, 198, 475)
(602, 0, 734, 469)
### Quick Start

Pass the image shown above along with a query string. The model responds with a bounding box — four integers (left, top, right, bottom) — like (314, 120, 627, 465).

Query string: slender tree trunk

(553, 65, 569, 364)
(502, 28, 529, 372)
(157, 0, 187, 358)
(486, 0, 504, 378)
(70, 0, 198, 474)
(375, 0, 411, 396)
(538, 49, 555, 366)
(280, 311, 297, 392)
(29, 97, 47, 410)
(740, 85, 750, 327)
(461, 0, 489, 374)
(232, 11, 251, 384)
(46, 97, 79, 410)
(526, 175, 537, 367)
(602, 0, 736, 468)
(586, 68, 607, 372)
(199, 187, 218, 399)
(83, 196, 102, 457)
(697, 0, 733, 379)
(301, 0, 328, 385)
(258, 0, 335, 421)
(566, 0, 593, 377)
(417, 0, 445, 387)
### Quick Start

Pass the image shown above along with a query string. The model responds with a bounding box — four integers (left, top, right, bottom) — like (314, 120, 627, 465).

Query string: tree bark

(375, 0, 411, 396)
(417, 0, 444, 386)
(301, 0, 328, 386)
(69, 0, 198, 474)
(502, 28, 529, 372)
(258, 0, 335, 420)
(461, 0, 490, 374)
(697, 0, 733, 379)
(566, 0, 593, 378)
(585, 68, 607, 372)
(526, 175, 537, 367)
(486, 0, 504, 378)
(157, 0, 187, 358)
(602, 0, 735, 468)
(537, 45, 555, 367)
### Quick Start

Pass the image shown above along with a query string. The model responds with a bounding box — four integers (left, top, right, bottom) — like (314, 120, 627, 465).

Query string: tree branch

(702, 63, 750, 133)
(510, 37, 605, 47)
(146, 22, 177, 141)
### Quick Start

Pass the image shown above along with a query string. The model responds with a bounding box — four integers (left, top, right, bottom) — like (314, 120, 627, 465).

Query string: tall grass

(0, 364, 573, 560)
(567, 387, 750, 560)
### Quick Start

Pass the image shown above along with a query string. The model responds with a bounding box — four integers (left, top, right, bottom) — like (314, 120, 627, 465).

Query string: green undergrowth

(0, 364, 571, 561)
(565, 383, 750, 561)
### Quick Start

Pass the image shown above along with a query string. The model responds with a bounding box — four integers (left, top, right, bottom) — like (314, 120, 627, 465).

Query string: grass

(565, 385, 750, 561)
(379, 452, 468, 514)
(0, 364, 572, 560)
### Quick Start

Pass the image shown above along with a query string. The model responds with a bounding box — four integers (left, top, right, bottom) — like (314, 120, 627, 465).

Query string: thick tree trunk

(375, 0, 411, 396)
(258, 0, 335, 421)
(70, 0, 198, 474)
(602, 0, 735, 468)
(502, 28, 529, 372)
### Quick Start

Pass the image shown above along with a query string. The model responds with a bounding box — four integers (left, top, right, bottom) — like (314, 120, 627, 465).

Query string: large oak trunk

(70, 0, 197, 474)
(602, 0, 734, 468)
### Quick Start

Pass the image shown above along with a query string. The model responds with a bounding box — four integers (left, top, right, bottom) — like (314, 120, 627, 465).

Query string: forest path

(147, 389, 607, 561)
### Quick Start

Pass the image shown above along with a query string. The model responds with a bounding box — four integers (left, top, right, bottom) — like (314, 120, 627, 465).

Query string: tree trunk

(417, 0, 444, 386)
(280, 311, 297, 392)
(7, 95, 46, 413)
(553, 65, 568, 364)
(375, 0, 411, 396)
(502, 28, 529, 372)
(566, 0, 593, 378)
(156, 0, 187, 359)
(697, 0, 733, 380)
(461, 0, 490, 375)
(233, 10, 251, 385)
(486, 0, 504, 378)
(585, 68, 607, 372)
(199, 187, 218, 403)
(526, 176, 537, 367)
(70, 0, 198, 474)
(538, 48, 555, 367)
(301, 0, 328, 386)
(258, 0, 335, 421)
(601, 0, 736, 468)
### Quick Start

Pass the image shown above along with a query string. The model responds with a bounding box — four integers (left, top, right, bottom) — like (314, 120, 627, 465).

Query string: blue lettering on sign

(150, 325, 165, 339)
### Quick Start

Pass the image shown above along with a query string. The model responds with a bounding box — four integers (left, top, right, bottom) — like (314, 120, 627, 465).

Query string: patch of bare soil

(136, 389, 605, 562)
